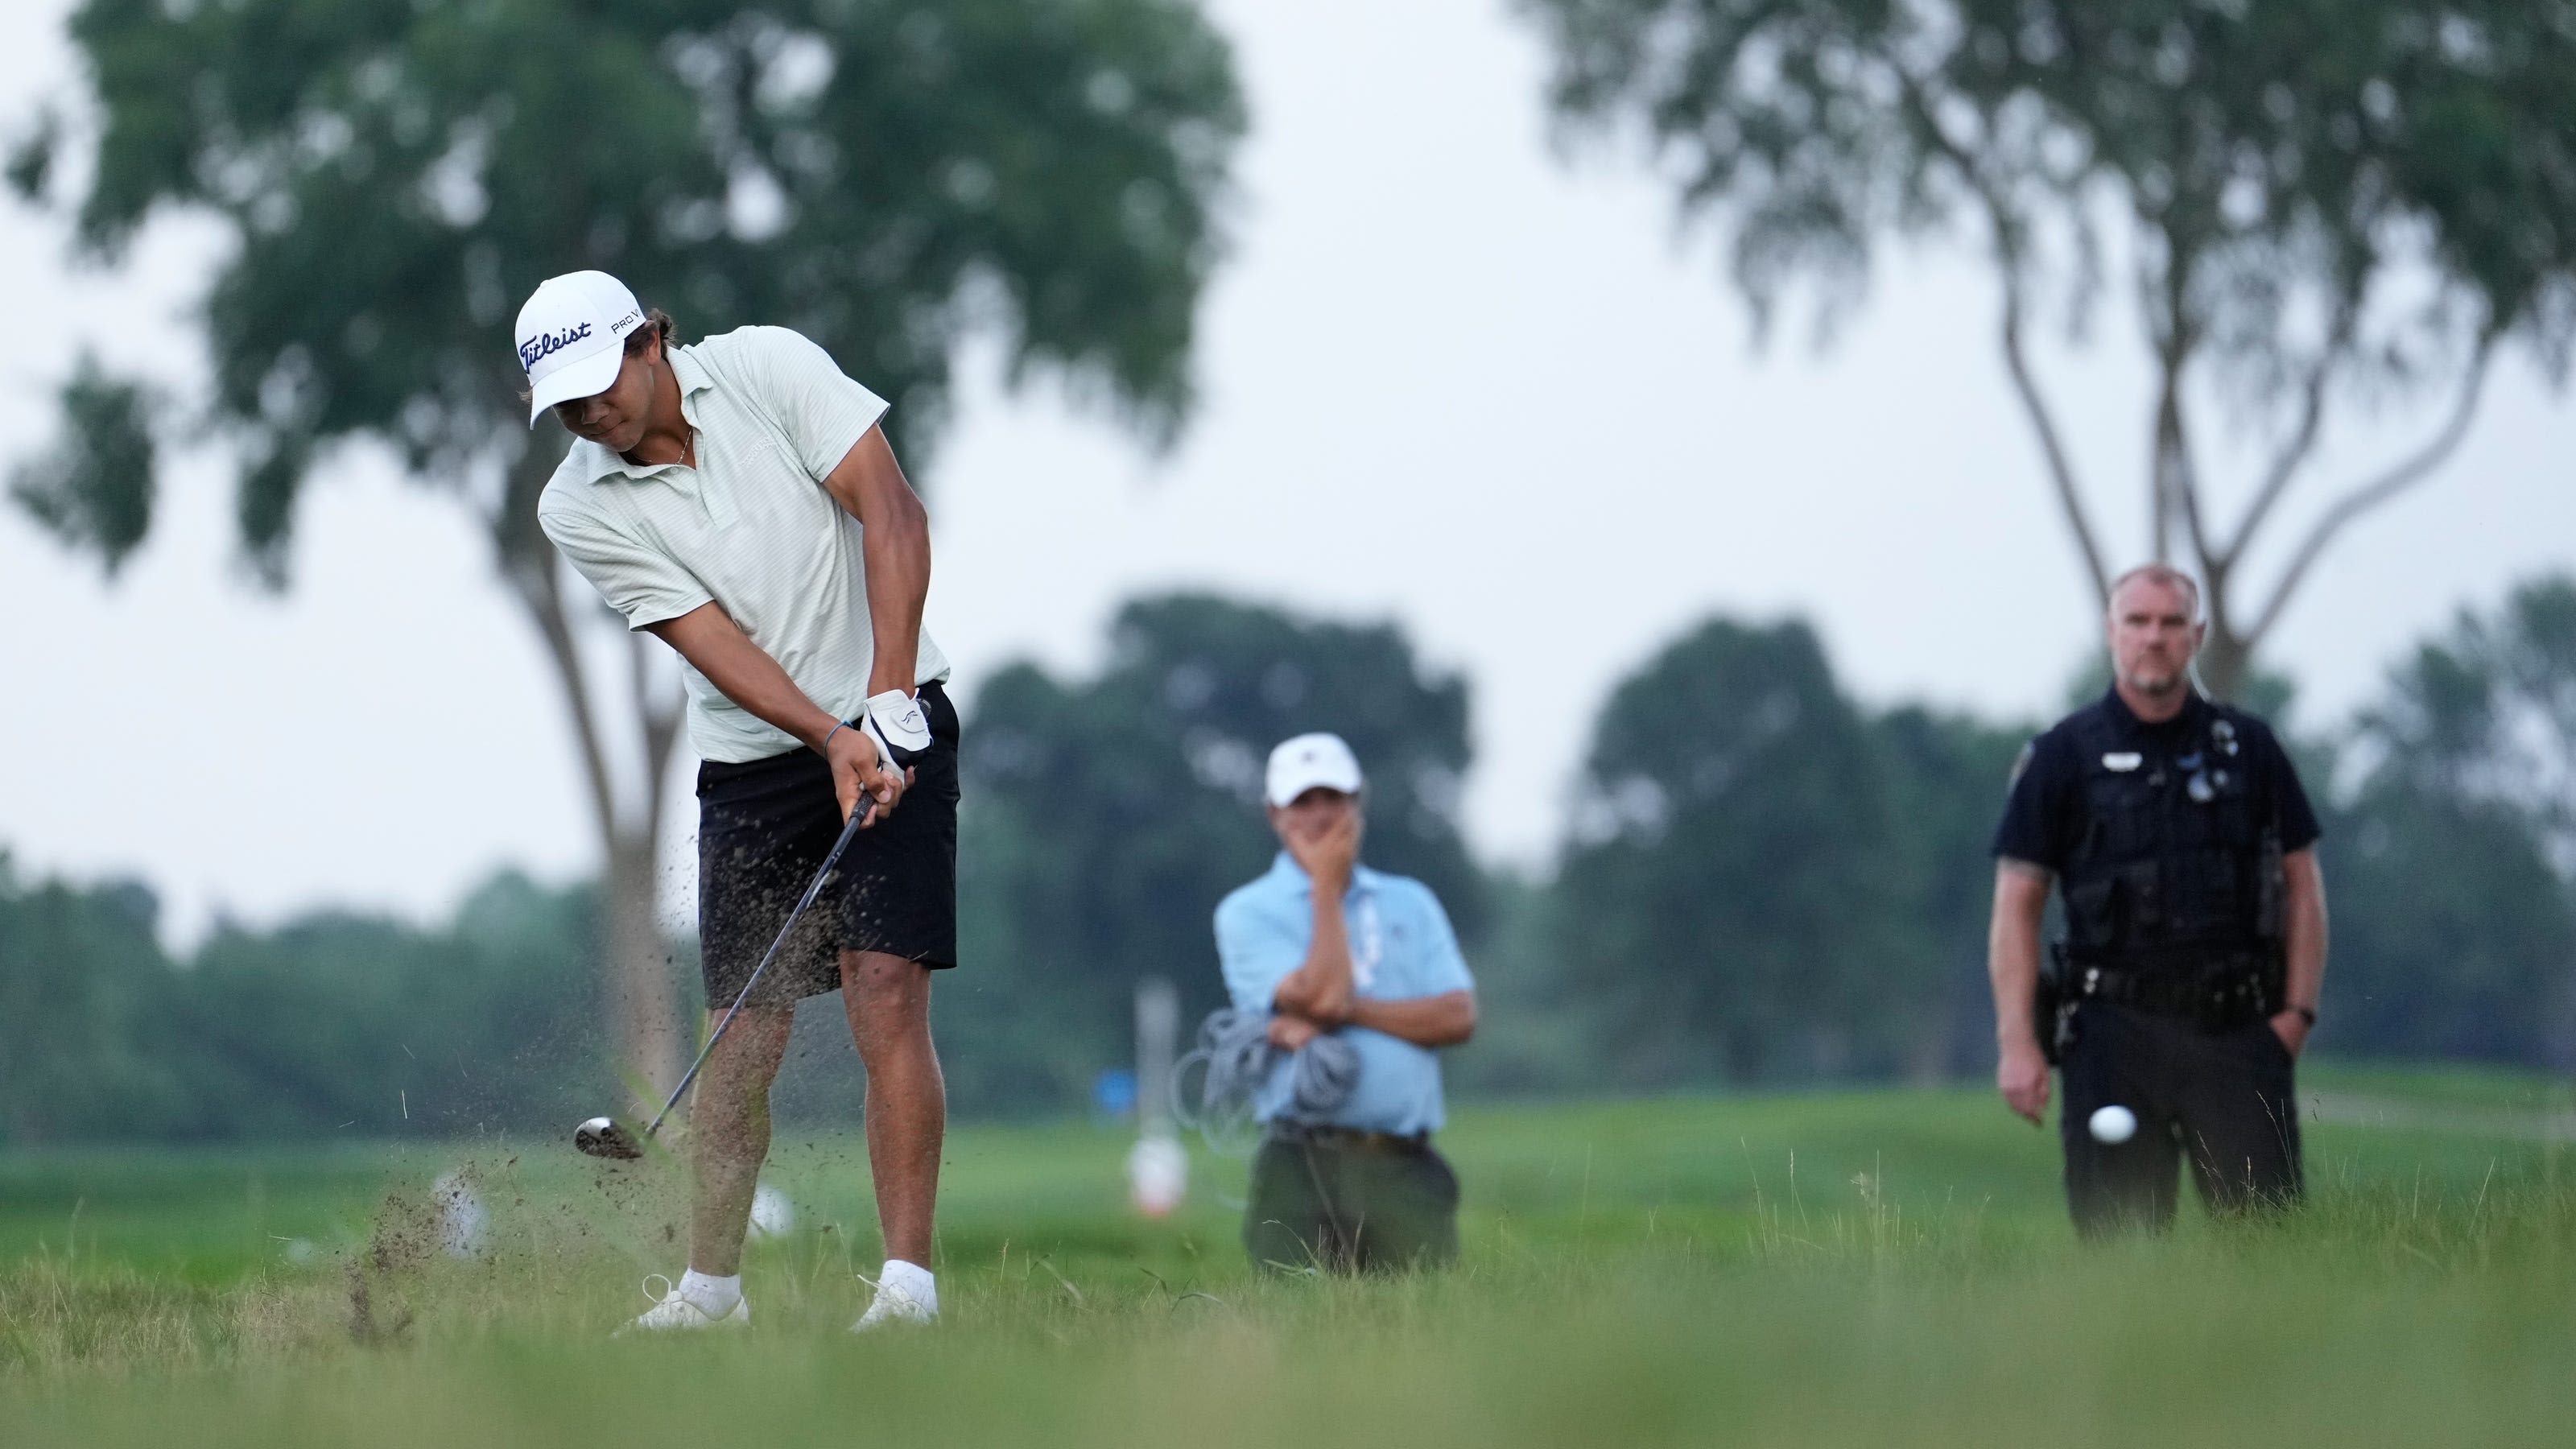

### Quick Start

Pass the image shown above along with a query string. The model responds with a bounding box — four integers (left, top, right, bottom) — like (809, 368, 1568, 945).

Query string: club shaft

(640, 803, 873, 1138)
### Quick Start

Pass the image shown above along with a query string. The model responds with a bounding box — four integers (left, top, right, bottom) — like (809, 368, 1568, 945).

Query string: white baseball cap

(514, 270, 647, 424)
(1265, 733, 1364, 807)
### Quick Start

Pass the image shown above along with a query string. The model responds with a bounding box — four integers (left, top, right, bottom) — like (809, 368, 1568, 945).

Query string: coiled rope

(1169, 1009, 1360, 1154)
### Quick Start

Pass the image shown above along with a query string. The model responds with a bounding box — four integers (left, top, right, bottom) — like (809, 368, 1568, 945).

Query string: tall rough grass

(2, 1089, 2569, 1447)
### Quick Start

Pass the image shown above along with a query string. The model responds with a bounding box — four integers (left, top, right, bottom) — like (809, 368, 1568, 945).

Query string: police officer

(1988, 564, 2328, 1236)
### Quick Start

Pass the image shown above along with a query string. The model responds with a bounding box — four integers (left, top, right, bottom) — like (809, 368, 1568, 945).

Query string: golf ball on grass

(2088, 1104, 2139, 1144)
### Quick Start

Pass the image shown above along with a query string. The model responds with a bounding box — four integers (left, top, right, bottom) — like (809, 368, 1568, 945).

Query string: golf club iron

(574, 799, 874, 1160)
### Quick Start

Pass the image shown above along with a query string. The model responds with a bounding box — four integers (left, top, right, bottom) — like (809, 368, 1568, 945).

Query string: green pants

(1244, 1129, 1460, 1274)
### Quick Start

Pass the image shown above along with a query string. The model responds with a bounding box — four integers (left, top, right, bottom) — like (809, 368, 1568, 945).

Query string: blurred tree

(1872, 704, 2031, 1080)
(947, 593, 1484, 1113)
(0, 863, 611, 1142)
(2325, 784, 2575, 1067)
(2331, 575, 2576, 1065)
(0, 857, 189, 1143)
(8, 0, 1244, 1095)
(2359, 576, 2576, 868)
(1518, 0, 2576, 697)
(179, 872, 605, 1137)
(1554, 617, 1906, 1084)
(7, 357, 155, 575)
(1438, 869, 1590, 1095)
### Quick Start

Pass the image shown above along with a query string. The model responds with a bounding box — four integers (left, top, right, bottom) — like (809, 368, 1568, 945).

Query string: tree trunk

(2197, 617, 2252, 704)
(493, 448, 690, 1106)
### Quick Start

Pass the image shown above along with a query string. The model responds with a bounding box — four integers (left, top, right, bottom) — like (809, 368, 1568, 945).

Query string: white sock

(679, 1269, 741, 1315)
(877, 1259, 937, 1313)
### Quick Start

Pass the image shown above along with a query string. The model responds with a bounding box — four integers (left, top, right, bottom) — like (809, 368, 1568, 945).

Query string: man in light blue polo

(1215, 733, 1479, 1273)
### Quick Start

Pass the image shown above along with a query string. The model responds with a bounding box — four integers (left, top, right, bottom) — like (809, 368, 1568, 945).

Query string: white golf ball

(748, 1183, 796, 1238)
(2087, 1104, 2139, 1144)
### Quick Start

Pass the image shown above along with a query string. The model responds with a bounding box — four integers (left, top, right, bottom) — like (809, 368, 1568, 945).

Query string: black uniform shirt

(1992, 687, 2321, 871)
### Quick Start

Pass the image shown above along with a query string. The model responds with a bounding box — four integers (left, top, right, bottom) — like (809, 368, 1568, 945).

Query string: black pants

(2058, 999, 2302, 1237)
(1245, 1129, 1460, 1274)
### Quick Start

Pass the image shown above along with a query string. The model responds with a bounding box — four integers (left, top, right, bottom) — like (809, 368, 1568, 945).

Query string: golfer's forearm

(861, 511, 928, 696)
(1348, 991, 1476, 1047)
(825, 427, 931, 696)
(646, 604, 839, 750)
(2283, 848, 2327, 1011)
(1990, 864, 2049, 1048)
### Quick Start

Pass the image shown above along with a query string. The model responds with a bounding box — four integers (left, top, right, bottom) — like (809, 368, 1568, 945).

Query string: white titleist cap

(514, 270, 646, 424)
(1265, 733, 1364, 807)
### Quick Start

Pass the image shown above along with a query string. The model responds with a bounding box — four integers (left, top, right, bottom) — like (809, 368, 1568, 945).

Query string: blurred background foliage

(10, 580, 2575, 1144)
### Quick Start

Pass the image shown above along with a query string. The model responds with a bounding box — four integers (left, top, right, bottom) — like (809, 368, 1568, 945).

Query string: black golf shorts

(694, 682, 960, 1007)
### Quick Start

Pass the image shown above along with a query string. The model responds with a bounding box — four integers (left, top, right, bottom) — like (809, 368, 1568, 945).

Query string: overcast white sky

(4, 0, 2571, 947)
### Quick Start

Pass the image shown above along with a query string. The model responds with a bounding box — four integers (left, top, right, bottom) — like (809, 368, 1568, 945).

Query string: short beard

(2122, 663, 2188, 696)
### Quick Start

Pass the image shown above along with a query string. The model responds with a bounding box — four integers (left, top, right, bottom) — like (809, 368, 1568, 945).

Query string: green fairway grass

(4, 1072, 2570, 1447)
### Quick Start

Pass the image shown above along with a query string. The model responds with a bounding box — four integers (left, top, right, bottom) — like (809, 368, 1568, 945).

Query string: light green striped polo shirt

(536, 325, 952, 764)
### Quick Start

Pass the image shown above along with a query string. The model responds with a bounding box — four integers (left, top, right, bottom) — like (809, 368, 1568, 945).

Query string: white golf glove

(858, 688, 931, 776)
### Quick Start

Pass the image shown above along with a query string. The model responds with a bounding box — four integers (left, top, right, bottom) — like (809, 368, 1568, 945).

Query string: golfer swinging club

(518, 270, 957, 1331)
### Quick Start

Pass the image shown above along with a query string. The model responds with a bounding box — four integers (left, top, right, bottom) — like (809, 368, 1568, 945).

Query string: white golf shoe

(619, 1274, 749, 1334)
(849, 1265, 938, 1332)
(850, 1289, 935, 1331)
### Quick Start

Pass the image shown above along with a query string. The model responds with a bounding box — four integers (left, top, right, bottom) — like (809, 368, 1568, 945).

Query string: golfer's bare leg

(685, 1005, 796, 1276)
(840, 949, 943, 1265)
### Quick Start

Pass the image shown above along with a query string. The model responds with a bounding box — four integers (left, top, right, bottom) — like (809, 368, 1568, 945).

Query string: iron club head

(573, 1116, 645, 1160)
(567, 807, 868, 1169)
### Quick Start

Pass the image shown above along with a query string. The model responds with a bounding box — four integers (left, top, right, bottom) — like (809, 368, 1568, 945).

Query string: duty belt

(2066, 954, 2278, 1031)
